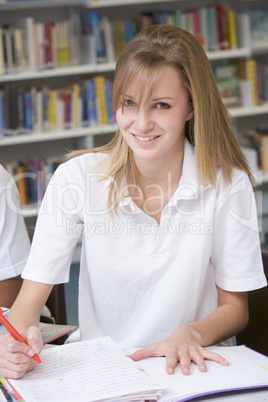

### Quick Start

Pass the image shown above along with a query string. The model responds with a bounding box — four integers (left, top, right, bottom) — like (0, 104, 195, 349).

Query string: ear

(185, 103, 194, 122)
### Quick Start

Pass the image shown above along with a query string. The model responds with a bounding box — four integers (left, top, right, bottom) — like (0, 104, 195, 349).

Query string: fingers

(165, 348, 179, 375)
(26, 326, 43, 355)
(131, 341, 229, 377)
(203, 349, 229, 367)
(0, 326, 42, 379)
(130, 343, 164, 361)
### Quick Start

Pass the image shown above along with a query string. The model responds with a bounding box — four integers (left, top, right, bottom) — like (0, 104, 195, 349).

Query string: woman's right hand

(0, 326, 42, 379)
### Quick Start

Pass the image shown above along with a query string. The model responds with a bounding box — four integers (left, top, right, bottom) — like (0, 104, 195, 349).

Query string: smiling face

(116, 65, 193, 169)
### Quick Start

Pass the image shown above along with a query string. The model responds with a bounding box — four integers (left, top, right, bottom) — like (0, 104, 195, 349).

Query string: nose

(133, 108, 154, 133)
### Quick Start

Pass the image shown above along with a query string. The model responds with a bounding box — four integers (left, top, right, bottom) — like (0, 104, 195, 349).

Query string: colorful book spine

(16, 165, 27, 206)
(85, 79, 97, 126)
(238, 59, 258, 106)
(105, 79, 114, 125)
(88, 12, 104, 62)
(226, 9, 237, 49)
(94, 75, 108, 125)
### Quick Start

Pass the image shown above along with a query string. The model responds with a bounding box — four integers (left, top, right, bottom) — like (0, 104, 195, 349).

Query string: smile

(133, 134, 160, 142)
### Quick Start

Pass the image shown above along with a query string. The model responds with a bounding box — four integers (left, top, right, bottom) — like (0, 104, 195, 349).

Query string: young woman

(0, 25, 266, 380)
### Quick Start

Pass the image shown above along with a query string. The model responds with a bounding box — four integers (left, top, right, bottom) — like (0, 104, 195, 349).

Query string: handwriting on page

(11, 339, 152, 402)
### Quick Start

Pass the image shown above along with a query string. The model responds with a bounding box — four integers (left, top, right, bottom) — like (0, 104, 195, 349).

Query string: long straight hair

(68, 25, 250, 212)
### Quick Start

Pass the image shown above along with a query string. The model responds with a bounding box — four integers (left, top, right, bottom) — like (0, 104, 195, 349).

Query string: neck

(128, 148, 184, 223)
(133, 150, 184, 192)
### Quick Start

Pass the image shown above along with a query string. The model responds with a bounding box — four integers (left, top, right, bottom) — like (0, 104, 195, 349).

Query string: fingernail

(183, 368, 190, 375)
(167, 367, 174, 375)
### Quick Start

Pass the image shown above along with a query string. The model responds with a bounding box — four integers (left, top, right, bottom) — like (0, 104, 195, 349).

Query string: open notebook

(1, 337, 268, 402)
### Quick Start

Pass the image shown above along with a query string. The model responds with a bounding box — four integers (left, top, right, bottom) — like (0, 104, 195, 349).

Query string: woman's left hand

(130, 326, 229, 375)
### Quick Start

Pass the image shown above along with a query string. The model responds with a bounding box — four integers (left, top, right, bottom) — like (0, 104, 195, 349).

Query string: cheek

(115, 110, 127, 128)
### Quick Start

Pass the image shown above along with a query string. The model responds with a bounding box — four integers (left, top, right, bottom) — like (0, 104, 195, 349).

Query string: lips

(132, 134, 160, 142)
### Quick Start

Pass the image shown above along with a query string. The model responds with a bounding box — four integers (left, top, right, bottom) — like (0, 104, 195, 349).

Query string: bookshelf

(1, 0, 268, 240)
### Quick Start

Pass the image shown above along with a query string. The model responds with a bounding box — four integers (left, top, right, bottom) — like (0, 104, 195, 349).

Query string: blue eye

(156, 102, 170, 109)
(124, 99, 135, 107)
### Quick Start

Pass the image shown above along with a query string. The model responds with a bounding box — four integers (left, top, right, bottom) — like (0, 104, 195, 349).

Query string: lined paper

(10, 337, 162, 402)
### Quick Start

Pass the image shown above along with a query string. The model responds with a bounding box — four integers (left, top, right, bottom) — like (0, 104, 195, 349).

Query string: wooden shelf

(0, 0, 85, 11)
(87, 0, 180, 7)
(229, 104, 268, 118)
(207, 48, 251, 60)
(0, 45, 258, 83)
(0, 125, 118, 146)
(0, 63, 116, 83)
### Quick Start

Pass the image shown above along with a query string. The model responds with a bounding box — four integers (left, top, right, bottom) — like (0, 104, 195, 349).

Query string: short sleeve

(0, 173, 31, 280)
(211, 170, 267, 291)
(22, 160, 85, 284)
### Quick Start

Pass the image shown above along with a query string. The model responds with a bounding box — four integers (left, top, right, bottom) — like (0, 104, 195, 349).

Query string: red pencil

(0, 308, 42, 365)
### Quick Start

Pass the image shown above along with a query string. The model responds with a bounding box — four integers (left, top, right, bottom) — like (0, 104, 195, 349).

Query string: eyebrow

(124, 94, 174, 101)
(152, 97, 174, 101)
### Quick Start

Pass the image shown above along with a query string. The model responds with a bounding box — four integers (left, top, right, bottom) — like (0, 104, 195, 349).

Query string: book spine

(217, 5, 228, 50)
(94, 75, 107, 125)
(3, 27, 14, 73)
(16, 165, 27, 206)
(247, 59, 258, 106)
(193, 9, 203, 46)
(25, 17, 36, 70)
(207, 7, 216, 51)
(24, 91, 33, 132)
(88, 12, 104, 62)
(226, 9, 237, 49)
(0, 90, 3, 136)
(105, 79, 114, 125)
(86, 79, 97, 126)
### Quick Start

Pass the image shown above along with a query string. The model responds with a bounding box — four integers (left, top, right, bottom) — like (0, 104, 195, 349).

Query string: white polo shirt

(0, 164, 31, 281)
(22, 139, 267, 348)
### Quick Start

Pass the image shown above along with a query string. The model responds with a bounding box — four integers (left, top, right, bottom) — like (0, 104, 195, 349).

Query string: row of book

(213, 59, 268, 108)
(0, 6, 268, 75)
(240, 125, 268, 173)
(1, 58, 267, 137)
(4, 156, 61, 206)
(74, 6, 268, 63)
(0, 14, 81, 74)
(0, 76, 115, 136)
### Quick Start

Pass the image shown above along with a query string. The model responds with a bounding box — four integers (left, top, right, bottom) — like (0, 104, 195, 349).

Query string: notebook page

(137, 345, 268, 401)
(10, 337, 162, 402)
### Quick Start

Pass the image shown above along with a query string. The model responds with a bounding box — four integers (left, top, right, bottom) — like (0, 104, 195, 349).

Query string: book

(240, 127, 268, 172)
(3, 337, 163, 402)
(255, 127, 268, 172)
(94, 75, 108, 125)
(85, 79, 97, 126)
(237, 59, 258, 106)
(0, 27, 4, 75)
(226, 9, 237, 49)
(1, 338, 268, 402)
(237, 7, 268, 48)
(216, 5, 228, 50)
(16, 164, 27, 206)
(213, 63, 242, 107)
(112, 19, 126, 59)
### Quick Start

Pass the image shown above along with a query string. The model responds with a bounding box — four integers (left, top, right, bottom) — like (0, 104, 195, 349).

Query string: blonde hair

(68, 24, 250, 211)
